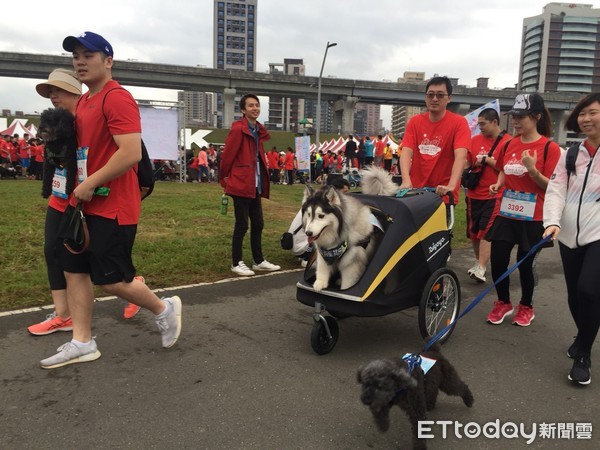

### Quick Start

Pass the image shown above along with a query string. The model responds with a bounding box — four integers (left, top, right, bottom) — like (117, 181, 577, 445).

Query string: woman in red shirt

(486, 93, 561, 327)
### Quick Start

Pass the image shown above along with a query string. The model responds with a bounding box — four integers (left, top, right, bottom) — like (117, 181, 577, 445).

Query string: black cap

(505, 93, 545, 116)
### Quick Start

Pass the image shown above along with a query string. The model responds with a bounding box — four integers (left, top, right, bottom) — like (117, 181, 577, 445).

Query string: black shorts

(58, 207, 137, 285)
(466, 197, 500, 240)
(485, 216, 552, 251)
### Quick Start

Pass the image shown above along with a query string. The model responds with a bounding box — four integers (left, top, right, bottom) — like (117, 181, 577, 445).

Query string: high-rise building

(213, 0, 258, 127)
(304, 99, 335, 134)
(178, 91, 215, 128)
(391, 72, 426, 137)
(268, 59, 305, 132)
(518, 3, 600, 93)
(354, 103, 382, 136)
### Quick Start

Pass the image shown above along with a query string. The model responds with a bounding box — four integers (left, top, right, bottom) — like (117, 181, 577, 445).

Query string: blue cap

(62, 31, 113, 57)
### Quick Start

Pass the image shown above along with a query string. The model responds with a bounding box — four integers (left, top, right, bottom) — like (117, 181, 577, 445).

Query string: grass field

(0, 179, 467, 312)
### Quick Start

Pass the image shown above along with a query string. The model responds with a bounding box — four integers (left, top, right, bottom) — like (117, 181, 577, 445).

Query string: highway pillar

(333, 96, 358, 135)
(448, 103, 471, 116)
(223, 88, 237, 129)
(551, 109, 570, 146)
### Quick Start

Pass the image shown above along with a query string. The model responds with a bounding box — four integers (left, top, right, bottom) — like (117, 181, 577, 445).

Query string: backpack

(565, 142, 580, 181)
(102, 87, 155, 200)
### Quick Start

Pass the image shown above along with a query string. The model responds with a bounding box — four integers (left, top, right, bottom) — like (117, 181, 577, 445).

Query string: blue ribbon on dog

(422, 235, 552, 352)
(402, 353, 422, 375)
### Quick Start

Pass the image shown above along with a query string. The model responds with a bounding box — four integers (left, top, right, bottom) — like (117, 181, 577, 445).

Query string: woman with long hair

(485, 93, 561, 327)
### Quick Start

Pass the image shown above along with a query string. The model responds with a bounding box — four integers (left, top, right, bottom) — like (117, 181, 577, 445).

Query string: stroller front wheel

(310, 316, 339, 355)
(418, 268, 461, 345)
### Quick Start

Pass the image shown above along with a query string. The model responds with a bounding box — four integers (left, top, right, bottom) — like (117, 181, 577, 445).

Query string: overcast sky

(0, 0, 574, 126)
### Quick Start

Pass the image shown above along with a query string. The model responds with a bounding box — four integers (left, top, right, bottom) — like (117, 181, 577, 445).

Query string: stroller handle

(420, 188, 454, 230)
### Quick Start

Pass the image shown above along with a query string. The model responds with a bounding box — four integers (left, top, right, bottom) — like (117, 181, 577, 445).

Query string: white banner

(140, 106, 179, 160)
(464, 99, 501, 137)
(295, 136, 311, 172)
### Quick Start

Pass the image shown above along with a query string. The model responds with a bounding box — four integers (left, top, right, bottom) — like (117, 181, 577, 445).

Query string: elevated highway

(0, 51, 583, 140)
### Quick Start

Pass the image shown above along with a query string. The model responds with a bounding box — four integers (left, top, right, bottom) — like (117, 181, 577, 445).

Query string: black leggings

(44, 206, 67, 290)
(559, 241, 600, 356)
(231, 194, 264, 266)
(491, 240, 540, 307)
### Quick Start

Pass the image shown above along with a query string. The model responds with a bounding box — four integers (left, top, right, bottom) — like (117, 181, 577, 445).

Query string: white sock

(156, 300, 170, 318)
(71, 338, 93, 348)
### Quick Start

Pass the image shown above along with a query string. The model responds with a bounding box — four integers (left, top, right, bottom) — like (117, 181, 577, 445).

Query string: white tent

(1, 120, 33, 139)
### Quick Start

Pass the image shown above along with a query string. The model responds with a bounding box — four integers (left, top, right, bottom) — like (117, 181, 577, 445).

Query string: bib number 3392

(500, 189, 536, 221)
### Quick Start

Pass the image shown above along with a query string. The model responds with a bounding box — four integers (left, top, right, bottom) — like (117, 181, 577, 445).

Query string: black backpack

(102, 87, 155, 200)
(565, 143, 580, 181)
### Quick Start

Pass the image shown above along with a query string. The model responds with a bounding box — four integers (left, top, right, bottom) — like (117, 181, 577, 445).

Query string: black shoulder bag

(461, 131, 506, 190)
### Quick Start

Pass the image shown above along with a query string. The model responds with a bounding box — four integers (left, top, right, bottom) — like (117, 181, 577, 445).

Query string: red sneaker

(123, 276, 145, 319)
(512, 304, 535, 327)
(28, 312, 73, 336)
(486, 300, 514, 325)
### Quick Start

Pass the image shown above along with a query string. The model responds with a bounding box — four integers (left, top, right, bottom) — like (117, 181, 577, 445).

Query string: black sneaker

(568, 355, 591, 385)
(567, 336, 579, 359)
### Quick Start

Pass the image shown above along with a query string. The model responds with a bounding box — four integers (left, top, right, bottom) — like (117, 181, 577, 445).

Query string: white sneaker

(231, 261, 255, 276)
(252, 260, 281, 272)
(156, 296, 182, 348)
(470, 265, 486, 283)
(467, 262, 479, 276)
(40, 340, 101, 369)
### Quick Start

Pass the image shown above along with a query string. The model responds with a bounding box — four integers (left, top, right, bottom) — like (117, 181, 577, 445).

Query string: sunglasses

(426, 93, 449, 99)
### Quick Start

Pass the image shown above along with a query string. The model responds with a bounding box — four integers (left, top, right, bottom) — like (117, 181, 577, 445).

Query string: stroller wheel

(310, 316, 339, 355)
(418, 268, 461, 345)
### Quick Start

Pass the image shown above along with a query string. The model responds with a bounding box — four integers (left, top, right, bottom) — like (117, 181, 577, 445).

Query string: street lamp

(315, 41, 337, 156)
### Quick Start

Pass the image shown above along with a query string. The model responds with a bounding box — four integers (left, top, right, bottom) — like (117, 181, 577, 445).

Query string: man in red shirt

(373, 135, 385, 168)
(464, 108, 511, 283)
(400, 76, 470, 209)
(284, 146, 296, 185)
(40, 31, 182, 369)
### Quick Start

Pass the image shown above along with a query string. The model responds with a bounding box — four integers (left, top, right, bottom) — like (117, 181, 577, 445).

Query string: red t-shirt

(374, 140, 385, 157)
(267, 151, 278, 169)
(74, 80, 142, 225)
(403, 111, 471, 203)
(284, 152, 295, 170)
(18, 139, 29, 158)
(496, 136, 561, 221)
(33, 144, 45, 162)
(466, 132, 512, 200)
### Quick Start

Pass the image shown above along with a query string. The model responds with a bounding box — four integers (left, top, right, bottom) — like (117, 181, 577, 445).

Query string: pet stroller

(346, 169, 362, 188)
(296, 190, 460, 354)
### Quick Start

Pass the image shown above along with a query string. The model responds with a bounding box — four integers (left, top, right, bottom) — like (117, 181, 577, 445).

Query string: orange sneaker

(123, 276, 145, 319)
(28, 312, 73, 336)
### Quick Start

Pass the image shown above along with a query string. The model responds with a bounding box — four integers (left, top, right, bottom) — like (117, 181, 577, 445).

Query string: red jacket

(220, 117, 271, 199)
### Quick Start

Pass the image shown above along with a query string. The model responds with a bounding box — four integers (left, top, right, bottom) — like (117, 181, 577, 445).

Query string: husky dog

(302, 185, 379, 291)
(360, 166, 399, 196)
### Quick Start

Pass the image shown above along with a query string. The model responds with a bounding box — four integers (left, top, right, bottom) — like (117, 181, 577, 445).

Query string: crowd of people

(0, 133, 46, 180)
(4, 33, 597, 388)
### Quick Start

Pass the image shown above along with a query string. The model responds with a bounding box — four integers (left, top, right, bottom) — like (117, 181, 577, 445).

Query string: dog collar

(318, 240, 348, 265)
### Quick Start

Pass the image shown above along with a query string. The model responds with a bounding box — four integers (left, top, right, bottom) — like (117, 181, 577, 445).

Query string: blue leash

(421, 234, 552, 351)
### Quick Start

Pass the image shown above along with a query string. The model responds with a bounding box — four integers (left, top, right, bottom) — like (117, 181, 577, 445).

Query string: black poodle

(357, 342, 474, 450)
(38, 108, 78, 199)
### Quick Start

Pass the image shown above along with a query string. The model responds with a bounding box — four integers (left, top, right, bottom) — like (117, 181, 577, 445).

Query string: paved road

(1, 245, 598, 449)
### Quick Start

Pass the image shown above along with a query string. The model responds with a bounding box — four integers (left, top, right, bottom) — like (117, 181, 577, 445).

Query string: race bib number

(51, 168, 68, 199)
(500, 189, 536, 221)
(76, 147, 89, 182)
